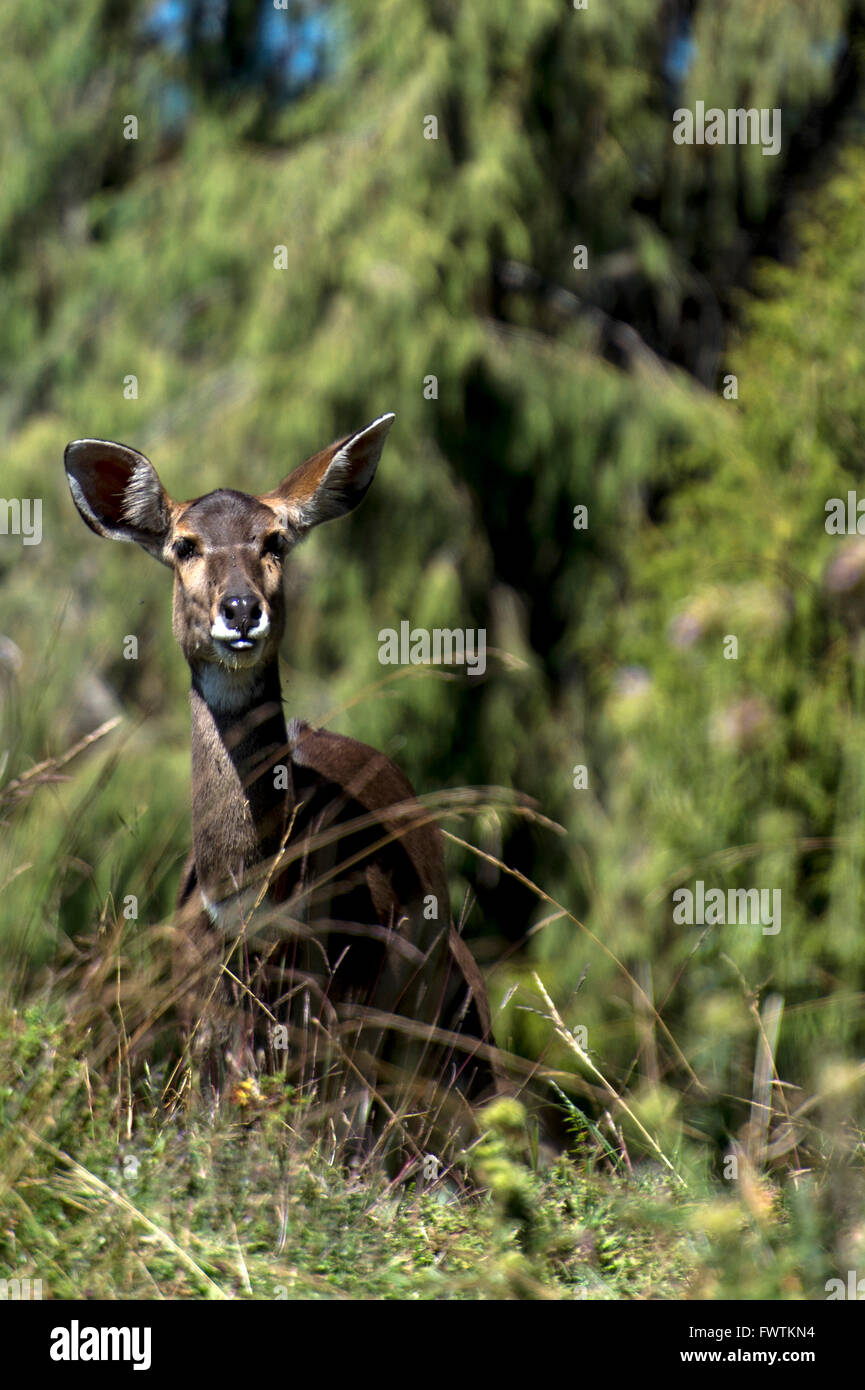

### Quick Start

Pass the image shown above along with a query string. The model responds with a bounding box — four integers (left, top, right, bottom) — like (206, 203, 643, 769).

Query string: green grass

(1, 712, 863, 1301)
(0, 1003, 693, 1299)
(2, 989, 861, 1300)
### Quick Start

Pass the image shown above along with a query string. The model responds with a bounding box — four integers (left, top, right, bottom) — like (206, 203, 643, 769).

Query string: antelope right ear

(64, 439, 174, 562)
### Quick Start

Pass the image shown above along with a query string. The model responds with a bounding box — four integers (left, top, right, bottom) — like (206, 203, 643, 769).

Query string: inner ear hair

(64, 438, 173, 558)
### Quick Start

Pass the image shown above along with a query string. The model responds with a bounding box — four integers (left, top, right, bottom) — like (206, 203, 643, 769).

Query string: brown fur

(65, 418, 498, 1158)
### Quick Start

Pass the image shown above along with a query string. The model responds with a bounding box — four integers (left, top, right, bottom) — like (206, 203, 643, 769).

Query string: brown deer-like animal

(64, 415, 498, 1161)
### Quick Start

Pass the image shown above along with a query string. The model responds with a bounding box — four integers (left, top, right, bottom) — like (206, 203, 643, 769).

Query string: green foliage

(2, 0, 865, 1298)
(0, 1005, 696, 1298)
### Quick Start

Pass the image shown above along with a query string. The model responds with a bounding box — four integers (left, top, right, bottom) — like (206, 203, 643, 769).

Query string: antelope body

(65, 416, 497, 1157)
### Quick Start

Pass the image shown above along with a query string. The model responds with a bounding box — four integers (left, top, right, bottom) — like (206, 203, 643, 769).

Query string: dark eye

(262, 532, 286, 561)
(174, 536, 199, 561)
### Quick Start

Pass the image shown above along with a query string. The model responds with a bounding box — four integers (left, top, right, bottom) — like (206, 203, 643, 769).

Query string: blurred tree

(3, 0, 865, 1132)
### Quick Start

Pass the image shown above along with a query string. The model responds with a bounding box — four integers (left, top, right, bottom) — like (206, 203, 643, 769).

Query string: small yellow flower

(231, 1077, 261, 1108)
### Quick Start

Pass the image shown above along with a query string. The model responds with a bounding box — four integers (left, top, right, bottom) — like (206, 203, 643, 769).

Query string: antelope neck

(189, 659, 293, 900)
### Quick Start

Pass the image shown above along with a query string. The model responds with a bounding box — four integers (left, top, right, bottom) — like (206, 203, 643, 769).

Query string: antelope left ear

(264, 414, 395, 533)
(65, 438, 174, 562)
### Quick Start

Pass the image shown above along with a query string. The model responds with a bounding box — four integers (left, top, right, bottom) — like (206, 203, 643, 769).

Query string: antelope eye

(174, 536, 199, 561)
(262, 532, 286, 560)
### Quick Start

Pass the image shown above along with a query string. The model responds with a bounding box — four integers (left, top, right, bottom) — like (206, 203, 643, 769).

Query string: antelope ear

(264, 414, 394, 533)
(64, 439, 174, 562)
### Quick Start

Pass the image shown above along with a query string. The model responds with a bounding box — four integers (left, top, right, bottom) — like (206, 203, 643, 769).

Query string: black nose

(220, 594, 262, 637)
